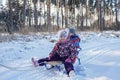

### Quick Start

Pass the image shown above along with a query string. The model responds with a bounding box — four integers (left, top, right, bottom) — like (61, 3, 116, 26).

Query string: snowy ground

(0, 31, 120, 80)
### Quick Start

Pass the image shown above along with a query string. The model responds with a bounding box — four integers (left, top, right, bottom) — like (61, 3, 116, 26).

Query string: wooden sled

(43, 56, 81, 70)
(44, 61, 63, 70)
(44, 56, 81, 67)
(45, 61, 62, 66)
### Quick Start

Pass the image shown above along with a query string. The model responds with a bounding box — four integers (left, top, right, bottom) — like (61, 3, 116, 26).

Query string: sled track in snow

(0, 37, 120, 80)
(80, 41, 120, 65)
(0, 63, 36, 71)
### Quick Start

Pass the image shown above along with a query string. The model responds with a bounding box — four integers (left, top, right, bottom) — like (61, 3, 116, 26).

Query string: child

(32, 29, 77, 76)
(68, 28, 81, 64)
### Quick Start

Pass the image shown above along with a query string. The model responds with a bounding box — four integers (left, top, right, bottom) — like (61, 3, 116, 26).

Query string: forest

(0, 0, 120, 34)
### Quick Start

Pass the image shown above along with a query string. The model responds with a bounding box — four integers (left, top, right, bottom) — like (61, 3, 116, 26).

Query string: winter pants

(38, 54, 74, 75)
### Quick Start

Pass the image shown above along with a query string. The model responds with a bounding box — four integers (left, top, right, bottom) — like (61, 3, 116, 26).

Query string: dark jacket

(70, 34, 80, 48)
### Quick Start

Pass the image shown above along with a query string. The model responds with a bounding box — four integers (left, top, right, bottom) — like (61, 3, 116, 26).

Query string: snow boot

(31, 58, 39, 67)
(69, 70, 75, 77)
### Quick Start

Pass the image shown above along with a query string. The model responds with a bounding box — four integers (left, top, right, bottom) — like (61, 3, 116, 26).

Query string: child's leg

(64, 62, 74, 75)
(38, 54, 62, 66)
(38, 57, 50, 66)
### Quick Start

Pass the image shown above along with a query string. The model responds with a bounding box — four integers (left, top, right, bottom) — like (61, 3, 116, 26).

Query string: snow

(0, 31, 120, 80)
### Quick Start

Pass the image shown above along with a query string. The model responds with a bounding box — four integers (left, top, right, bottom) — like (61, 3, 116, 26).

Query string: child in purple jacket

(32, 30, 77, 76)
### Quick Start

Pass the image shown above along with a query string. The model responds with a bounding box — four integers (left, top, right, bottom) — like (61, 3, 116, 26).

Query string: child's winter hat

(69, 28, 75, 34)
(58, 29, 68, 38)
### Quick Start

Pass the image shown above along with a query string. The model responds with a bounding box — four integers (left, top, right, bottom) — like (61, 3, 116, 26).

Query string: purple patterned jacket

(49, 40, 76, 58)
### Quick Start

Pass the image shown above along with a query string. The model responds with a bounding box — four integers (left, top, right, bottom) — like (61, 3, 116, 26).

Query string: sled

(45, 61, 62, 66)
(31, 58, 63, 70)
(43, 61, 63, 71)
(44, 56, 81, 70)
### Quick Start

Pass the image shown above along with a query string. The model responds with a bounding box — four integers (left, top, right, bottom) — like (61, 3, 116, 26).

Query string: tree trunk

(60, 0, 64, 29)
(23, 0, 26, 27)
(47, 0, 51, 32)
(57, 0, 60, 31)
(43, 1, 47, 31)
(28, 0, 32, 27)
(115, 0, 119, 30)
(65, 0, 68, 28)
(76, 3, 81, 30)
(98, 0, 103, 31)
(110, 0, 114, 29)
(71, 0, 75, 27)
(76, 15, 79, 30)
(39, 1, 42, 28)
(103, 0, 106, 30)
(8, 0, 12, 34)
(33, 0, 38, 32)
(85, 0, 88, 27)
(81, 4, 84, 30)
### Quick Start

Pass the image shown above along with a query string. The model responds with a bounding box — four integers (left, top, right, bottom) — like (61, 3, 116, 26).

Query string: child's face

(60, 36, 66, 41)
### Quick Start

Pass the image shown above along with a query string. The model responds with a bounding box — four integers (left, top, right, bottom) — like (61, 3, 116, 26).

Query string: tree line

(0, 0, 120, 34)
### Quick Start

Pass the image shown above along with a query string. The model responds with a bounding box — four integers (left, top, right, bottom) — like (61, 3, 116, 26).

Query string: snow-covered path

(80, 36, 120, 80)
(0, 32, 120, 80)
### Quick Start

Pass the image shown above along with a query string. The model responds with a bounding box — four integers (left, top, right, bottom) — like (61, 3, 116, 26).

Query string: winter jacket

(70, 34, 80, 49)
(49, 40, 76, 58)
